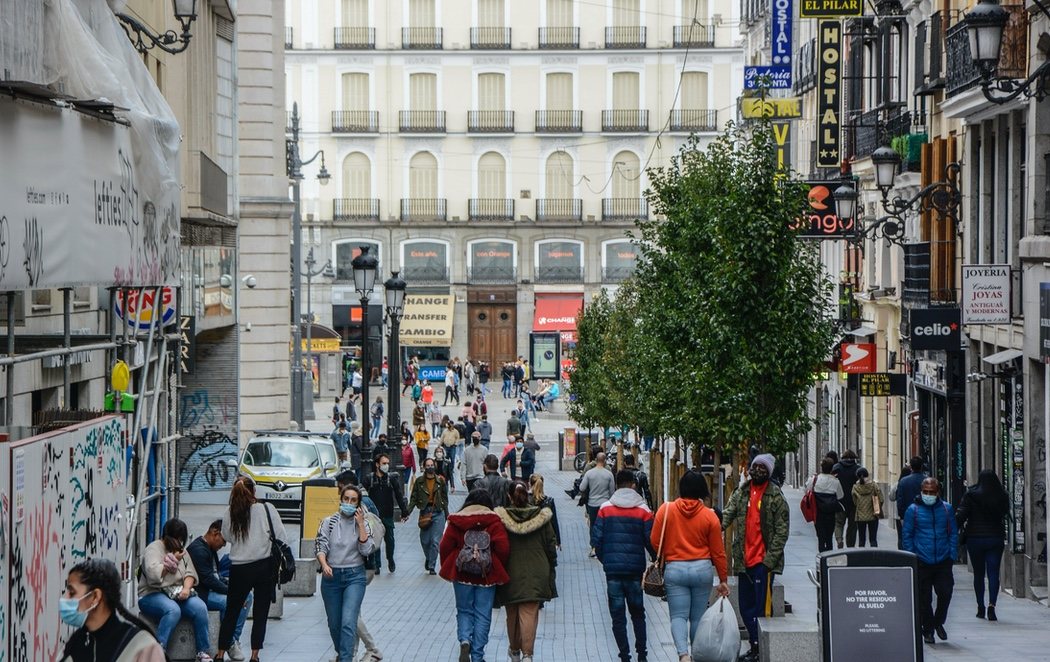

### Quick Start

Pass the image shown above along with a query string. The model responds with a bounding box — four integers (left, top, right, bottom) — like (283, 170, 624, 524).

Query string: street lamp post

(384, 271, 407, 469)
(303, 247, 333, 408)
(351, 246, 379, 441)
(287, 102, 331, 428)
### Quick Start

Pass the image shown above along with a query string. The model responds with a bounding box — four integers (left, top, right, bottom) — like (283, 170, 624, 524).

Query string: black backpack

(456, 528, 493, 577)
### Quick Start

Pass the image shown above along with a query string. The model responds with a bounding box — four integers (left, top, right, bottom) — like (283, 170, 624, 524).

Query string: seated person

(187, 520, 252, 661)
(542, 380, 561, 408)
(138, 519, 212, 660)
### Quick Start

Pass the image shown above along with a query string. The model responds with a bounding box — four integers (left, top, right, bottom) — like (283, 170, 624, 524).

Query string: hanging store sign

(179, 315, 196, 374)
(773, 121, 793, 172)
(399, 294, 454, 347)
(772, 0, 794, 82)
(961, 264, 1010, 324)
(790, 181, 856, 238)
(0, 97, 180, 290)
(1041, 282, 1050, 363)
(840, 343, 877, 373)
(744, 66, 792, 90)
(816, 21, 842, 168)
(909, 307, 961, 350)
(114, 287, 177, 330)
(856, 373, 907, 397)
(800, 0, 862, 17)
(741, 97, 803, 119)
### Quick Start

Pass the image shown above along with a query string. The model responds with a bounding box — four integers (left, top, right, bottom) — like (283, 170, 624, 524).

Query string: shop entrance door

(468, 303, 516, 370)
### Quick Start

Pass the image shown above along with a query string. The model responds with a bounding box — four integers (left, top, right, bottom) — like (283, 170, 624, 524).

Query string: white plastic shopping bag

(691, 596, 742, 662)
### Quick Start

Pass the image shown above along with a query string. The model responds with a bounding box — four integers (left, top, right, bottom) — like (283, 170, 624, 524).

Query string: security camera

(242, 275, 257, 289)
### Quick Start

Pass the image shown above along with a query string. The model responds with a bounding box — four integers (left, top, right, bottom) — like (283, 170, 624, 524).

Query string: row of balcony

(286, 25, 717, 51)
(324, 109, 718, 134)
(331, 197, 649, 223)
(394, 265, 635, 285)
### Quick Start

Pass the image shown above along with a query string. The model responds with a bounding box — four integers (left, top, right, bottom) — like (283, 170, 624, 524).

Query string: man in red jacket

(439, 489, 511, 662)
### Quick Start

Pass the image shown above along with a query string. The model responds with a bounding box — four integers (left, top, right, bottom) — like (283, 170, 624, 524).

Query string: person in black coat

(956, 469, 1010, 620)
(362, 455, 409, 573)
(895, 456, 928, 550)
(833, 449, 863, 547)
(187, 520, 252, 653)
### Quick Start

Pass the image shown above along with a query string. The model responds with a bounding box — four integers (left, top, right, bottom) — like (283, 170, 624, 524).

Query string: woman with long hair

(652, 470, 730, 662)
(316, 484, 377, 662)
(439, 489, 511, 662)
(61, 558, 166, 662)
(810, 457, 845, 553)
(136, 518, 213, 660)
(404, 456, 450, 574)
(957, 469, 1011, 620)
(495, 481, 558, 662)
(528, 474, 561, 549)
(851, 467, 883, 547)
(214, 476, 288, 662)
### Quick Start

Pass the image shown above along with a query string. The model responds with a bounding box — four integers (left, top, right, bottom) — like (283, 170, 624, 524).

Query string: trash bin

(817, 549, 922, 662)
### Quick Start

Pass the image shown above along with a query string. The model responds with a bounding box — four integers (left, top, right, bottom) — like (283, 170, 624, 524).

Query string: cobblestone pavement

(179, 390, 1050, 661)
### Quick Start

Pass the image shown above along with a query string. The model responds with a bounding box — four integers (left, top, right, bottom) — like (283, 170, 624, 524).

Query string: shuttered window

(342, 0, 368, 26)
(478, 152, 507, 198)
(343, 152, 371, 197)
(342, 73, 369, 110)
(612, 0, 640, 26)
(546, 0, 573, 27)
(612, 71, 640, 110)
(611, 151, 641, 198)
(409, 152, 439, 198)
(545, 72, 572, 110)
(545, 151, 574, 198)
(682, 0, 708, 21)
(410, 0, 436, 27)
(478, 73, 505, 111)
(478, 0, 504, 27)
(680, 71, 708, 109)
(409, 72, 437, 111)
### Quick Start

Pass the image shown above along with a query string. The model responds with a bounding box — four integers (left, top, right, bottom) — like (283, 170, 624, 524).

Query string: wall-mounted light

(964, 0, 1050, 103)
(117, 0, 199, 55)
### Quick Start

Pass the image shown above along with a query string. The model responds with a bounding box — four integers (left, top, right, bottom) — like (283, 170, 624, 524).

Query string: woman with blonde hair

(528, 474, 561, 549)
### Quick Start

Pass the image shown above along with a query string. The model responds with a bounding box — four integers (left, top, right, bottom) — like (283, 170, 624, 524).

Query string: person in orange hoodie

(651, 470, 730, 662)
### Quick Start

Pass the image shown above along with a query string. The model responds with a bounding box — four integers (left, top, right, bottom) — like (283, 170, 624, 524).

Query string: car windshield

(243, 440, 319, 468)
(316, 442, 337, 468)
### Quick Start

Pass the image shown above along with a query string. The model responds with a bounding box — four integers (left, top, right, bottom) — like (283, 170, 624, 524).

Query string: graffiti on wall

(2, 417, 127, 662)
(177, 429, 239, 493)
(180, 388, 236, 431)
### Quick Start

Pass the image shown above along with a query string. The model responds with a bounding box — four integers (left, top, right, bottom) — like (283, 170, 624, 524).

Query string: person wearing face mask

(403, 457, 451, 574)
(720, 453, 789, 662)
(61, 558, 166, 662)
(362, 453, 409, 574)
(137, 518, 212, 661)
(316, 484, 378, 662)
(463, 432, 488, 491)
(401, 435, 418, 490)
(187, 521, 251, 660)
(434, 445, 456, 494)
(903, 477, 959, 645)
(517, 437, 536, 483)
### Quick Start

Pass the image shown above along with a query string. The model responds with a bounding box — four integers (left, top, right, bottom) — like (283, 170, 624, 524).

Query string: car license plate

(266, 492, 298, 500)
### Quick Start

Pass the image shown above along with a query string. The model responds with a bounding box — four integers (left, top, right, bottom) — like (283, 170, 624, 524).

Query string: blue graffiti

(179, 431, 238, 492)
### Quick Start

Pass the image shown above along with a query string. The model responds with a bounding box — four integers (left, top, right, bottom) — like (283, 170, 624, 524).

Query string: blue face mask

(339, 503, 357, 517)
(921, 494, 938, 506)
(59, 593, 94, 628)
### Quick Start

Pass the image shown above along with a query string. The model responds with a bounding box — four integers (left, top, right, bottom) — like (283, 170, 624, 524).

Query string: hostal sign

(817, 21, 842, 168)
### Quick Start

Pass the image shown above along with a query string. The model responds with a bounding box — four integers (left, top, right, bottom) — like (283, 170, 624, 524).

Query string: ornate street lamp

(964, 0, 1050, 103)
(118, 0, 199, 54)
(870, 146, 900, 195)
(352, 246, 379, 441)
(384, 271, 407, 470)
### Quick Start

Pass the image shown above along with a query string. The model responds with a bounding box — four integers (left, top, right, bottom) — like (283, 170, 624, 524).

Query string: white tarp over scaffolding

(0, 0, 181, 290)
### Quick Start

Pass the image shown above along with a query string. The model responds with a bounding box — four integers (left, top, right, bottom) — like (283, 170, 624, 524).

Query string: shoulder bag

(872, 492, 884, 519)
(263, 503, 296, 585)
(642, 503, 672, 597)
(800, 474, 818, 523)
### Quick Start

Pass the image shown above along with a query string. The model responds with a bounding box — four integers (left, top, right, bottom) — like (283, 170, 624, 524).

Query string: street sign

(856, 373, 907, 397)
(774, 121, 792, 172)
(840, 343, 876, 373)
(744, 66, 792, 89)
(909, 308, 961, 350)
(817, 21, 842, 168)
(962, 264, 1010, 324)
(741, 97, 803, 119)
(771, 0, 794, 83)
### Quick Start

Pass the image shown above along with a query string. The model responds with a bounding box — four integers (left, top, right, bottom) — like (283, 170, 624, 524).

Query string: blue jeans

(204, 591, 251, 644)
(502, 378, 511, 397)
(370, 416, 382, 439)
(420, 511, 446, 570)
(320, 565, 368, 661)
(967, 536, 1004, 608)
(453, 582, 496, 662)
(738, 563, 772, 646)
(138, 591, 211, 652)
(606, 576, 646, 662)
(664, 559, 714, 655)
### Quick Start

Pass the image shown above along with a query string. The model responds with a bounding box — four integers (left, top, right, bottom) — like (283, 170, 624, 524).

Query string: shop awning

(982, 348, 1023, 366)
(534, 296, 583, 341)
(399, 294, 454, 347)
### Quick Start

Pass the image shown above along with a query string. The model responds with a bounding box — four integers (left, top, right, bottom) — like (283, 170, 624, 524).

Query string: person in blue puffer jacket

(592, 470, 656, 662)
(902, 477, 959, 646)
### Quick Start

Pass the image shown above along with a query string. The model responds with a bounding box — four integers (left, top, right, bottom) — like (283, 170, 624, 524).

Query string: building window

(402, 240, 450, 282)
(603, 240, 639, 281)
(536, 240, 584, 282)
(544, 151, 574, 199)
(31, 289, 51, 312)
(334, 240, 381, 282)
(545, 72, 573, 111)
(335, 153, 378, 221)
(469, 240, 516, 282)
(403, 152, 445, 221)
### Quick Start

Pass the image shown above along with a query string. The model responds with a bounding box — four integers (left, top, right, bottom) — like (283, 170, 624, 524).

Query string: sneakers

(521, 656, 533, 662)
(228, 642, 246, 661)
(508, 648, 522, 662)
(459, 641, 471, 662)
(196, 654, 214, 662)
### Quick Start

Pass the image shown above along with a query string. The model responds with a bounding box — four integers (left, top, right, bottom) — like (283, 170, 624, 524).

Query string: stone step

(283, 558, 319, 597)
(757, 614, 819, 662)
(708, 576, 786, 629)
(141, 609, 221, 661)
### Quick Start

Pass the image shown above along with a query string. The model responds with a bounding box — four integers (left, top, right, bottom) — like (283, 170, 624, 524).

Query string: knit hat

(751, 453, 775, 474)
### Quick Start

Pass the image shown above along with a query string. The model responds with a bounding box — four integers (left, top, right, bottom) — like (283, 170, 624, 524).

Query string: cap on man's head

(338, 421, 347, 428)
(751, 453, 775, 474)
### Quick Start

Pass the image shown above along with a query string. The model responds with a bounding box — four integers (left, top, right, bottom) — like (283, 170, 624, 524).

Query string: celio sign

(909, 307, 962, 350)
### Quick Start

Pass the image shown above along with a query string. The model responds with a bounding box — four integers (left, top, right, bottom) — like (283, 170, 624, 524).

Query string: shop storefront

(533, 294, 583, 378)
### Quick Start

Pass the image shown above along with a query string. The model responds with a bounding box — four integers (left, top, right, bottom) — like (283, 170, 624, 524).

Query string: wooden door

(468, 303, 516, 368)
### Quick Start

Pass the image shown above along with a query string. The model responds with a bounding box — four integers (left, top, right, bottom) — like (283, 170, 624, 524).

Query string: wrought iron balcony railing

(334, 27, 375, 49)
(605, 26, 646, 48)
(602, 266, 635, 282)
(535, 110, 582, 133)
(285, 110, 293, 133)
(331, 110, 379, 133)
(669, 109, 718, 132)
(469, 198, 515, 221)
(602, 198, 649, 222)
(334, 198, 380, 222)
(539, 27, 580, 49)
(945, 8, 1026, 98)
(536, 198, 582, 222)
(470, 27, 511, 49)
(673, 24, 715, 48)
(401, 266, 450, 283)
(468, 111, 515, 133)
(400, 198, 447, 222)
(285, 27, 293, 49)
(402, 27, 443, 49)
(467, 266, 517, 284)
(535, 266, 584, 283)
(602, 109, 649, 132)
(399, 110, 446, 133)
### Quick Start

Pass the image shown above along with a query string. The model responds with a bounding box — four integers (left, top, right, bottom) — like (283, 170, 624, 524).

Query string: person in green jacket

(721, 454, 790, 662)
(496, 481, 558, 662)
(403, 457, 450, 575)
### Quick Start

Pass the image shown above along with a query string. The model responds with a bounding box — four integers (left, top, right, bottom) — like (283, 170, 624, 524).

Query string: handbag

(418, 507, 434, 530)
(800, 475, 818, 523)
(263, 503, 296, 585)
(872, 493, 884, 519)
(642, 503, 671, 597)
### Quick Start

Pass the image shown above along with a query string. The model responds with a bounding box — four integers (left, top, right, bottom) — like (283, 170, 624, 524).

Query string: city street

(181, 396, 1050, 662)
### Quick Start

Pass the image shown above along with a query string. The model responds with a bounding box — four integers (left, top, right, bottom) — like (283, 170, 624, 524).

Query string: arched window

(478, 152, 507, 199)
(342, 152, 371, 198)
(409, 152, 438, 198)
(602, 240, 639, 281)
(536, 239, 584, 282)
(611, 151, 641, 199)
(545, 151, 574, 199)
